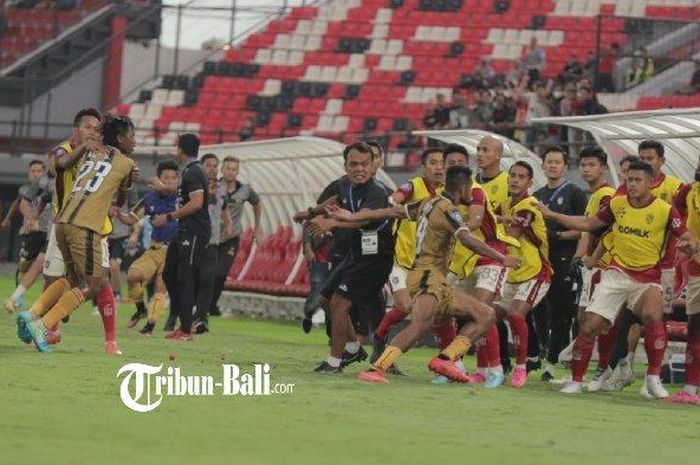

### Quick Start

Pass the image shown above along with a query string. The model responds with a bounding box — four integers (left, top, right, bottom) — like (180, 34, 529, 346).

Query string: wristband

(307, 207, 315, 217)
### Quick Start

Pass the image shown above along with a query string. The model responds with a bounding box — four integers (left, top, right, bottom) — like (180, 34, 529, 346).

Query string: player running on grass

(325, 165, 519, 384)
(115, 159, 179, 335)
(17, 115, 139, 353)
(535, 160, 700, 398)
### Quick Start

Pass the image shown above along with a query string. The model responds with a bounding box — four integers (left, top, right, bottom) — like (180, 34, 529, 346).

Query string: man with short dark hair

(307, 142, 396, 373)
(532, 146, 587, 380)
(536, 161, 699, 398)
(156, 133, 210, 340)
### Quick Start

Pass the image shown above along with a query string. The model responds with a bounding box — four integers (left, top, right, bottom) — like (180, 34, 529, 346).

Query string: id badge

(361, 230, 379, 256)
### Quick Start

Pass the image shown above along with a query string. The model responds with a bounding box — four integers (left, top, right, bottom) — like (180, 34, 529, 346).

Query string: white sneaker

(617, 363, 635, 387)
(587, 368, 612, 392)
(643, 375, 669, 399)
(560, 381, 583, 394)
(558, 340, 574, 367)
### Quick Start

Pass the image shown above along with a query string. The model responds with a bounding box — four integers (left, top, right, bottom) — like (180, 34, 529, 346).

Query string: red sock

(433, 321, 457, 350)
(571, 333, 596, 382)
(643, 320, 667, 376)
(485, 324, 501, 367)
(96, 285, 117, 343)
(508, 314, 528, 365)
(685, 335, 700, 387)
(374, 308, 408, 340)
(596, 320, 619, 370)
(476, 337, 488, 368)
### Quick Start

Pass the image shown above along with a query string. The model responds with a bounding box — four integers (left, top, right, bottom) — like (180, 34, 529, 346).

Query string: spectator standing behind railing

(523, 37, 546, 89)
(678, 61, 700, 95)
(422, 93, 451, 130)
(597, 43, 620, 92)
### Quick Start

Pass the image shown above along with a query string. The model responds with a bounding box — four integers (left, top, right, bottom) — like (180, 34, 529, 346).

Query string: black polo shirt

(534, 180, 587, 257)
(177, 158, 210, 239)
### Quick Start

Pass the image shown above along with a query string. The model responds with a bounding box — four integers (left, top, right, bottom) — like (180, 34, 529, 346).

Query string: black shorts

(20, 231, 48, 262)
(108, 236, 128, 261)
(321, 254, 393, 308)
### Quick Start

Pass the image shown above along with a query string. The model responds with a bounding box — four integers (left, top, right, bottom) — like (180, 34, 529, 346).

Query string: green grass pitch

(1, 274, 699, 465)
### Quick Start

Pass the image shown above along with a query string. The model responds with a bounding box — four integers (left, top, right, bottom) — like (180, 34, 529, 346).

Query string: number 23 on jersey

(73, 160, 113, 193)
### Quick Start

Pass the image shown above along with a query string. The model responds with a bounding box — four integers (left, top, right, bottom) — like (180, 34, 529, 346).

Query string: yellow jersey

(583, 184, 615, 267)
(503, 195, 551, 283)
(476, 171, 509, 212)
(449, 185, 519, 279)
(597, 194, 684, 282)
(393, 177, 442, 269)
(673, 182, 700, 275)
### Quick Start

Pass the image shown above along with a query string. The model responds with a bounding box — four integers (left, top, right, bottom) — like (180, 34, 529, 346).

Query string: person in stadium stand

(531, 147, 587, 381)
(444, 145, 517, 388)
(306, 142, 396, 374)
(667, 156, 700, 404)
(18, 114, 138, 353)
(155, 133, 210, 341)
(4, 160, 51, 313)
(325, 165, 519, 384)
(536, 160, 700, 397)
(117, 159, 179, 335)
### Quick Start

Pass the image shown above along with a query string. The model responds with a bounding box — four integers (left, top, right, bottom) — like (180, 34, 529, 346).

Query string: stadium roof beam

(534, 108, 700, 185)
(412, 128, 547, 189)
(135, 136, 395, 236)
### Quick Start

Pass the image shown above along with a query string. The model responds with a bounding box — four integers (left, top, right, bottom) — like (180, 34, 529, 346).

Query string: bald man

(475, 136, 514, 374)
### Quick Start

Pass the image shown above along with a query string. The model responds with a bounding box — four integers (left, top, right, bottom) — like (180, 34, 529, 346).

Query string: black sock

(136, 301, 147, 316)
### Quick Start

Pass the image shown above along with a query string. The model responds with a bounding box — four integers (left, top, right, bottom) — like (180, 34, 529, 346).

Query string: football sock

(571, 334, 596, 382)
(96, 285, 117, 343)
(485, 324, 501, 367)
(508, 314, 529, 365)
(374, 345, 403, 371)
(31, 278, 71, 317)
(11, 284, 26, 301)
(596, 320, 619, 370)
(149, 293, 167, 322)
(683, 335, 700, 393)
(345, 341, 360, 354)
(440, 335, 472, 361)
(41, 288, 85, 328)
(374, 308, 408, 340)
(433, 321, 457, 350)
(476, 337, 488, 368)
(643, 321, 667, 376)
(135, 300, 147, 316)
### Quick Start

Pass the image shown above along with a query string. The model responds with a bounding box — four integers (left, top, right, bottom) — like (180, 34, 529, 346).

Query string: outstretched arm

(535, 200, 606, 232)
(455, 228, 520, 268)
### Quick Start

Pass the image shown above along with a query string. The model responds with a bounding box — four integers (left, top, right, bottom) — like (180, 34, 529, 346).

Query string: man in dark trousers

(532, 146, 587, 380)
(157, 133, 210, 340)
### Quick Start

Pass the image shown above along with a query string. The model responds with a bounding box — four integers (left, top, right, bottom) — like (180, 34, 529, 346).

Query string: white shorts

(494, 277, 550, 311)
(586, 268, 662, 323)
(685, 275, 700, 316)
(388, 264, 409, 293)
(661, 267, 675, 314)
(455, 264, 507, 297)
(578, 266, 603, 308)
(43, 225, 110, 277)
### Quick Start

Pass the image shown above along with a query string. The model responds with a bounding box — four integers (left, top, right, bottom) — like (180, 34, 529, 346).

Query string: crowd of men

(296, 136, 700, 405)
(4, 107, 261, 351)
(4, 105, 700, 406)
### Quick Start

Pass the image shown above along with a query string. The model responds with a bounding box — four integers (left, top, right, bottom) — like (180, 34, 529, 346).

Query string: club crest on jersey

(646, 213, 654, 224)
(613, 205, 626, 218)
(557, 196, 563, 206)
